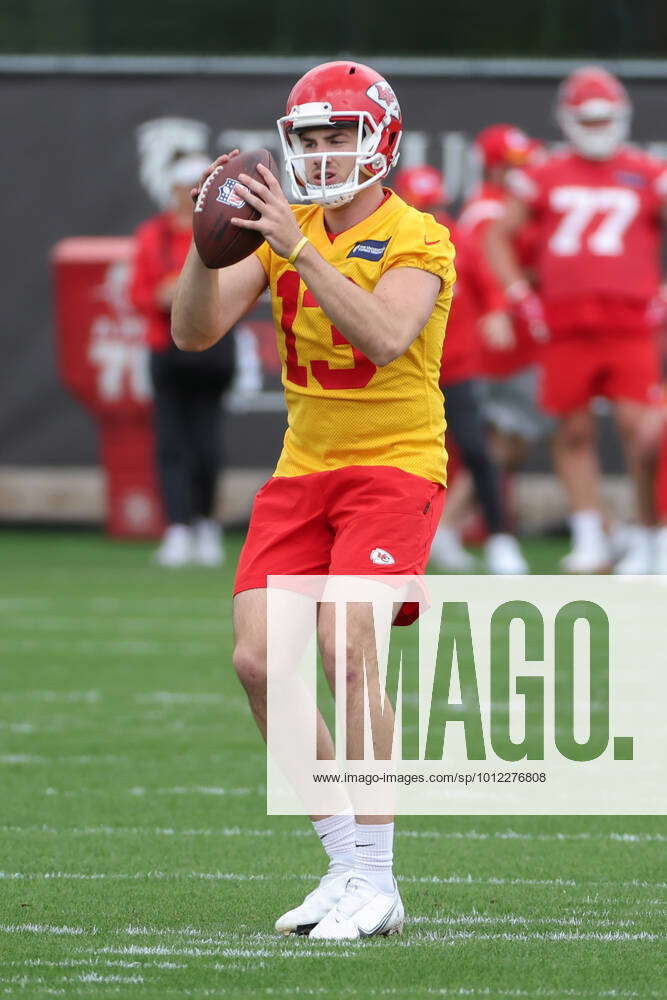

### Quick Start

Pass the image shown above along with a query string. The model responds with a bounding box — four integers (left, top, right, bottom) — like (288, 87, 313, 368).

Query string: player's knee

(559, 415, 593, 450)
(232, 643, 266, 692)
(318, 632, 337, 686)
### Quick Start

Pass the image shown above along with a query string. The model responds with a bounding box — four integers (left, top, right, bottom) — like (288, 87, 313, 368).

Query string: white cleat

(613, 526, 653, 575)
(484, 533, 528, 574)
(560, 540, 611, 574)
(275, 864, 352, 936)
(309, 875, 404, 940)
(153, 524, 193, 567)
(192, 518, 225, 567)
(429, 527, 477, 571)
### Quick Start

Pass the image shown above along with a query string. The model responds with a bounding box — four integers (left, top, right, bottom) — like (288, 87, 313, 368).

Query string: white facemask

(277, 104, 401, 206)
(558, 101, 630, 161)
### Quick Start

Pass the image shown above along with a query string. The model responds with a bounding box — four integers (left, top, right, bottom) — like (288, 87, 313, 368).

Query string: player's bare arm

(171, 151, 268, 351)
(485, 195, 548, 341)
(484, 194, 530, 291)
(233, 164, 440, 366)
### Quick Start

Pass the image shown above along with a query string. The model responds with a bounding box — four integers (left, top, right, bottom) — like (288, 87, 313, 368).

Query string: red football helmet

(475, 124, 532, 171)
(393, 166, 446, 210)
(277, 61, 403, 206)
(556, 67, 631, 160)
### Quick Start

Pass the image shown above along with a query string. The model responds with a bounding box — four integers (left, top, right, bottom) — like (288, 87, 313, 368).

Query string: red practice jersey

(436, 211, 504, 385)
(129, 212, 192, 351)
(458, 182, 540, 375)
(508, 148, 667, 306)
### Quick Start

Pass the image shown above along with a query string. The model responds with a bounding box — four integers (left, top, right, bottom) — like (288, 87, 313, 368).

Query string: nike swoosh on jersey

(424, 239, 440, 245)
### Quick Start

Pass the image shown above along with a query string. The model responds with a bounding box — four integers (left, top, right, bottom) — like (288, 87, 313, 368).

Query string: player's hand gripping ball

(193, 149, 279, 268)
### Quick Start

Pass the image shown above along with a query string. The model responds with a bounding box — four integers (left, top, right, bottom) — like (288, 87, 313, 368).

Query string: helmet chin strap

(305, 183, 356, 207)
(304, 161, 377, 207)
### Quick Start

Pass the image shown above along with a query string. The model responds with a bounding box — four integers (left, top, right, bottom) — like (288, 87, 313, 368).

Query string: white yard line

(0, 872, 664, 890)
(0, 638, 220, 655)
(5, 616, 228, 635)
(0, 691, 102, 703)
(0, 824, 662, 844)
(0, 755, 128, 765)
(34, 785, 260, 798)
(407, 929, 664, 942)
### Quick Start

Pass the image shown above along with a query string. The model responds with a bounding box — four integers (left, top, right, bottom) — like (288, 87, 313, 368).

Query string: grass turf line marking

(406, 930, 665, 942)
(1, 872, 665, 890)
(0, 924, 90, 935)
(0, 638, 221, 655)
(33, 785, 259, 799)
(17, 959, 186, 971)
(0, 824, 663, 844)
(410, 915, 650, 928)
(0, 691, 102, 703)
(6, 615, 229, 635)
(0, 754, 128, 765)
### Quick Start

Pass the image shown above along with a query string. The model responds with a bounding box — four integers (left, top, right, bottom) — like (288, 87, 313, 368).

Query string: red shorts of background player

(540, 297, 661, 415)
(234, 465, 445, 626)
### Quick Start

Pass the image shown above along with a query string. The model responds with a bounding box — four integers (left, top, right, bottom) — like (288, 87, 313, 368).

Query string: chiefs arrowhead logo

(370, 547, 396, 566)
(366, 80, 400, 120)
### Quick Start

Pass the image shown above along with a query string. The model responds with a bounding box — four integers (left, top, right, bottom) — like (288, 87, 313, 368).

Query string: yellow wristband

(288, 236, 309, 265)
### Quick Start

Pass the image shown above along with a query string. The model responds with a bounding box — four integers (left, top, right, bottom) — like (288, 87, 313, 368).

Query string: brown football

(192, 149, 279, 269)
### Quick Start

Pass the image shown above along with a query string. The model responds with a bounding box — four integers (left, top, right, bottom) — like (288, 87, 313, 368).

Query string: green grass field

(0, 530, 665, 1000)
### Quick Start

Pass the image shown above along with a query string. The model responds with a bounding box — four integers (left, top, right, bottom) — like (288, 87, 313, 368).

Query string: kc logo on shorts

(370, 547, 395, 565)
(347, 239, 391, 262)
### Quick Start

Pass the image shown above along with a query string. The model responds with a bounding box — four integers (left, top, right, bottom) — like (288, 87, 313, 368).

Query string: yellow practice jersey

(255, 189, 456, 485)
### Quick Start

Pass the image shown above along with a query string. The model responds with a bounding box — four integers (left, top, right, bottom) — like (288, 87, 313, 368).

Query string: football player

(459, 125, 553, 487)
(173, 62, 456, 938)
(486, 69, 667, 573)
(393, 165, 528, 574)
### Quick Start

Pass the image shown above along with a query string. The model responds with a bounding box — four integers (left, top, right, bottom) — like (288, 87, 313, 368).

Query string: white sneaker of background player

(193, 518, 225, 566)
(309, 874, 404, 940)
(608, 521, 636, 563)
(275, 862, 353, 935)
(654, 526, 667, 575)
(484, 533, 528, 574)
(429, 526, 477, 571)
(154, 524, 193, 567)
(561, 512, 611, 574)
(613, 525, 654, 575)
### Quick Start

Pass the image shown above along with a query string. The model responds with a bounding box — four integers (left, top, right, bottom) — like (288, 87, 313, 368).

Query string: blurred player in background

(172, 62, 456, 938)
(486, 68, 667, 573)
(459, 125, 553, 503)
(393, 165, 527, 573)
(130, 152, 236, 566)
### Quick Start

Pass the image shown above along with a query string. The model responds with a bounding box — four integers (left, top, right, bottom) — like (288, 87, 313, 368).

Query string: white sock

(570, 510, 605, 549)
(312, 814, 356, 871)
(354, 821, 395, 893)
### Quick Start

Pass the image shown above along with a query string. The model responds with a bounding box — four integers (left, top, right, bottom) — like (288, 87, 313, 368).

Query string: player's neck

(323, 182, 385, 235)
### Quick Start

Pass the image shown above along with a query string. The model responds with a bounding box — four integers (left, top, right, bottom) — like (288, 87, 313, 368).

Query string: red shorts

(234, 465, 445, 626)
(541, 299, 660, 415)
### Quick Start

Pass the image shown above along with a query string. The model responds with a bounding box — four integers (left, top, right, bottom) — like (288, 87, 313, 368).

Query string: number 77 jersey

(254, 191, 456, 485)
(508, 148, 667, 305)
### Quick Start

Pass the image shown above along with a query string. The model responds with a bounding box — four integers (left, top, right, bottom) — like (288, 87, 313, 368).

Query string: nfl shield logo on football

(217, 177, 246, 209)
